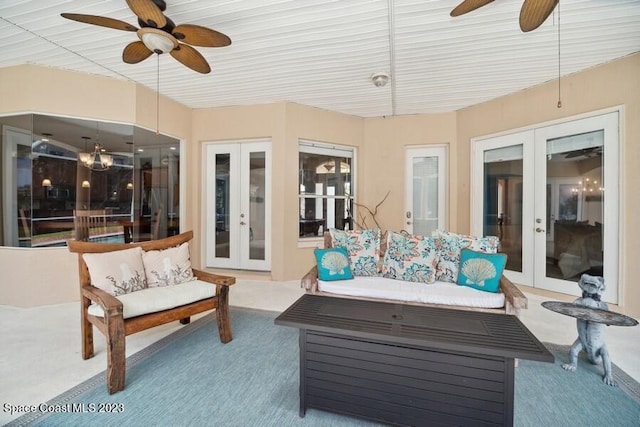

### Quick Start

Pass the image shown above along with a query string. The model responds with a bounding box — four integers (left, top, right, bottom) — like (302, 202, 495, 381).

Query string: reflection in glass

(215, 153, 230, 258)
(0, 114, 181, 247)
(412, 156, 439, 236)
(483, 145, 524, 273)
(249, 152, 266, 261)
(546, 131, 604, 282)
(298, 149, 353, 237)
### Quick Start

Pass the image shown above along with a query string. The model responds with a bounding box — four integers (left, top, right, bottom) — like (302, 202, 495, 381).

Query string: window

(298, 140, 354, 239)
(1, 114, 181, 247)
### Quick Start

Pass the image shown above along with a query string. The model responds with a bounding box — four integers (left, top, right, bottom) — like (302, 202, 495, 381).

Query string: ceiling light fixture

(78, 136, 113, 171)
(371, 72, 390, 88)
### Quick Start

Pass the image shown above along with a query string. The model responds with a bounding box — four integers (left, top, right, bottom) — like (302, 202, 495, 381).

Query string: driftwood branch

(352, 191, 390, 232)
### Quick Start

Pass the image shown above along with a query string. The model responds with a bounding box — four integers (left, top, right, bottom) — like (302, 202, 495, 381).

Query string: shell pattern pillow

(82, 246, 148, 296)
(329, 228, 381, 276)
(433, 230, 500, 283)
(142, 242, 196, 287)
(381, 231, 438, 284)
(314, 247, 353, 281)
(457, 249, 507, 293)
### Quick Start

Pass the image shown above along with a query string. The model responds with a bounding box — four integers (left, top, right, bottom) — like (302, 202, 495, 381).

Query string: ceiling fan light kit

(139, 28, 177, 54)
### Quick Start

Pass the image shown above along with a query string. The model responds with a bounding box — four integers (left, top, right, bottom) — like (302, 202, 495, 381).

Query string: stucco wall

(1, 54, 638, 316)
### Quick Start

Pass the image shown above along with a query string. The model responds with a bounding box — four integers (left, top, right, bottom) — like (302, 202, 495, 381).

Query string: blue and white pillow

(381, 231, 438, 284)
(314, 247, 353, 281)
(329, 228, 381, 276)
(457, 249, 507, 293)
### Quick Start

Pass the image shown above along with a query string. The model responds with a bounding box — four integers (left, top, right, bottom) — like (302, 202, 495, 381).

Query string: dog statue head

(578, 274, 605, 300)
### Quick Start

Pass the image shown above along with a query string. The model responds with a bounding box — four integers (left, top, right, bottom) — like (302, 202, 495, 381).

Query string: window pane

(483, 145, 524, 273)
(215, 153, 231, 258)
(298, 144, 353, 238)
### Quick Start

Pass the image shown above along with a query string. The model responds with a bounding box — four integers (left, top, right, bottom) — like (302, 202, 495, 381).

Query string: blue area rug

(8, 307, 640, 427)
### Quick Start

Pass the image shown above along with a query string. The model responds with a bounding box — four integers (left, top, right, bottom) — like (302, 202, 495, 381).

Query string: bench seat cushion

(318, 276, 505, 309)
(87, 280, 217, 319)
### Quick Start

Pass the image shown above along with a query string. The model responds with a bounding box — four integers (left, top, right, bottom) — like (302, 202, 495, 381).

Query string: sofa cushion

(82, 247, 148, 296)
(329, 228, 381, 276)
(318, 276, 505, 309)
(142, 242, 196, 287)
(87, 279, 216, 319)
(314, 247, 353, 281)
(457, 249, 507, 293)
(381, 231, 438, 284)
(434, 230, 499, 283)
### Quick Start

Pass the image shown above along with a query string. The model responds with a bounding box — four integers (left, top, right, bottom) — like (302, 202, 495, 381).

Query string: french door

(472, 111, 619, 303)
(405, 146, 447, 236)
(205, 140, 271, 271)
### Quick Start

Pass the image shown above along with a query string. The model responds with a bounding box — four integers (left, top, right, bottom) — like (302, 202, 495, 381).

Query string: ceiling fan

(450, 0, 559, 32)
(61, 0, 231, 74)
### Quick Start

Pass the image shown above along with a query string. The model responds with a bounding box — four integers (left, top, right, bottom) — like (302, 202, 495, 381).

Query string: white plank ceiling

(1, 0, 639, 118)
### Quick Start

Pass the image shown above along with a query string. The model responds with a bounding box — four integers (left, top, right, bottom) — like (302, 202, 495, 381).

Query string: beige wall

(1, 54, 638, 315)
(456, 53, 640, 316)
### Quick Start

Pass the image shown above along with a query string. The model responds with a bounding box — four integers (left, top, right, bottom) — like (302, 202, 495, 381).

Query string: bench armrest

(499, 275, 527, 316)
(81, 285, 123, 316)
(192, 268, 236, 286)
(301, 265, 319, 292)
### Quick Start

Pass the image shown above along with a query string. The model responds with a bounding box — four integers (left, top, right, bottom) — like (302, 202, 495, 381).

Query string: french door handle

(240, 221, 247, 225)
(536, 227, 545, 233)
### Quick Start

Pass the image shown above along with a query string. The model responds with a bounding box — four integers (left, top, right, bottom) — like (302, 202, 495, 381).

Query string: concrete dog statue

(561, 274, 616, 386)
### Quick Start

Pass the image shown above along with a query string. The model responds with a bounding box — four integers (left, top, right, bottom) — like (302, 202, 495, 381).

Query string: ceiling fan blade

(170, 43, 211, 74)
(520, 0, 559, 32)
(123, 41, 153, 64)
(172, 24, 231, 47)
(61, 13, 138, 32)
(450, 0, 495, 17)
(126, 0, 167, 28)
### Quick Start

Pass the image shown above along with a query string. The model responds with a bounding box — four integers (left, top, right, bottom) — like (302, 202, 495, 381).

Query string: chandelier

(78, 139, 113, 171)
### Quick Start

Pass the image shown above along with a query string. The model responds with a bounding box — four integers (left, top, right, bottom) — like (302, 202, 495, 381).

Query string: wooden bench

(301, 232, 527, 317)
(67, 231, 235, 394)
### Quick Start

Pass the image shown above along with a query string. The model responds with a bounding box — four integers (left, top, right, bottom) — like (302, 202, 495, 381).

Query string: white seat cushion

(318, 276, 505, 309)
(87, 280, 216, 319)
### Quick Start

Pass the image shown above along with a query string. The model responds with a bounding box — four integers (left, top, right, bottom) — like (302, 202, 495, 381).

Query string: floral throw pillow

(434, 230, 500, 283)
(142, 242, 196, 287)
(381, 231, 438, 284)
(329, 228, 381, 276)
(82, 247, 148, 296)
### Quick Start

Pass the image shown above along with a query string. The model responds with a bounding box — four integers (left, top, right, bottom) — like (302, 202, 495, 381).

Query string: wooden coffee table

(275, 294, 553, 427)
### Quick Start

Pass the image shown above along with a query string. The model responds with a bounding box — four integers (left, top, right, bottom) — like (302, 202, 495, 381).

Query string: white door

(472, 111, 619, 303)
(205, 140, 271, 271)
(405, 146, 447, 235)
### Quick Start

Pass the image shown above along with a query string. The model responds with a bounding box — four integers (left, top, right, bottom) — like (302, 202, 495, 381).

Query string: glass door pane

(215, 153, 231, 259)
(405, 146, 446, 236)
(412, 157, 439, 235)
(483, 145, 524, 273)
(545, 131, 604, 282)
(248, 151, 266, 261)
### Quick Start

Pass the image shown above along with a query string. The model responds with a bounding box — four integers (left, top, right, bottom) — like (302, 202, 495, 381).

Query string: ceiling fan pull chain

(557, 1, 562, 109)
(156, 53, 160, 135)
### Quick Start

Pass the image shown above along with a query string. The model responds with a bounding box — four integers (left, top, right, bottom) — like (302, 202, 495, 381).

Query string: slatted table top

(276, 294, 554, 363)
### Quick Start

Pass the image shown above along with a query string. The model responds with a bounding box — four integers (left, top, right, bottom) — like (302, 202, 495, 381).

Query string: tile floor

(1, 280, 638, 425)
